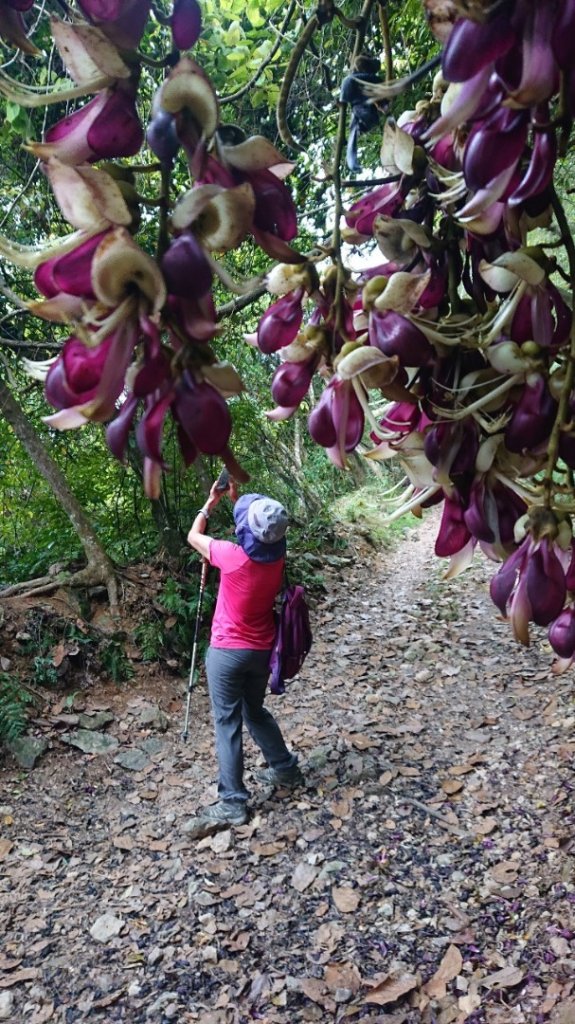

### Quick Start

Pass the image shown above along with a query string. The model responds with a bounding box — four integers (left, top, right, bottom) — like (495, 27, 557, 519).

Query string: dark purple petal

(78, 0, 152, 48)
(345, 183, 403, 237)
(249, 170, 297, 241)
(132, 350, 172, 398)
(552, 0, 575, 68)
(308, 388, 337, 448)
(338, 386, 364, 451)
(424, 420, 478, 478)
(369, 310, 435, 366)
(86, 86, 143, 159)
(548, 605, 575, 658)
(257, 290, 303, 354)
(171, 0, 202, 49)
(434, 495, 471, 557)
(147, 109, 180, 166)
(106, 394, 139, 461)
(489, 544, 525, 615)
(463, 108, 528, 192)
(173, 375, 231, 454)
(373, 400, 421, 440)
(526, 542, 566, 626)
(496, 5, 558, 105)
(161, 232, 212, 298)
(508, 130, 556, 208)
(271, 358, 315, 408)
(464, 478, 496, 543)
(549, 284, 571, 347)
(136, 391, 173, 465)
(34, 230, 108, 298)
(505, 376, 557, 453)
(442, 15, 516, 83)
(565, 542, 575, 591)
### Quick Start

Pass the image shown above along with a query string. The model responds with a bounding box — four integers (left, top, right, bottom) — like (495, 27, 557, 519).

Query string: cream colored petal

(160, 57, 218, 136)
(486, 250, 545, 287)
(221, 135, 293, 172)
(201, 360, 245, 398)
(380, 118, 415, 175)
(46, 159, 131, 230)
(91, 229, 166, 313)
(337, 345, 393, 381)
(171, 185, 225, 232)
(0, 224, 107, 270)
(51, 18, 131, 85)
(194, 184, 255, 252)
(374, 269, 432, 315)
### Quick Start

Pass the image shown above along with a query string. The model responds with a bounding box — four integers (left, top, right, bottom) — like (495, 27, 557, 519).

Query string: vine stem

(379, 0, 394, 82)
(544, 188, 575, 507)
(156, 164, 171, 261)
(330, 0, 378, 338)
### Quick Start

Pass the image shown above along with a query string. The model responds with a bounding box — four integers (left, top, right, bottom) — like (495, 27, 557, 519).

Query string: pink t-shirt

(208, 539, 284, 649)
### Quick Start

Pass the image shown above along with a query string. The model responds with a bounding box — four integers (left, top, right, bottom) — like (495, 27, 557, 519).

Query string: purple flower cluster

(10, 1, 302, 497)
(250, 0, 575, 663)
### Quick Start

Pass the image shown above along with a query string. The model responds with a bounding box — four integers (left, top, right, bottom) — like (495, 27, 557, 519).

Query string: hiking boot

(198, 800, 248, 826)
(257, 765, 305, 789)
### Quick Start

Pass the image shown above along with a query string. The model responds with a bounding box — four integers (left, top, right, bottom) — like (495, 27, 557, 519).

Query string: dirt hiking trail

(1, 515, 574, 1024)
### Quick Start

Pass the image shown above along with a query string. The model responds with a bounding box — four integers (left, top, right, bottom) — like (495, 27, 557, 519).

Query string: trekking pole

(181, 557, 209, 742)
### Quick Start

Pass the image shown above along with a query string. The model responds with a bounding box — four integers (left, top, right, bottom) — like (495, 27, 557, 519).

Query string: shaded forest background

(1, 0, 575, 747)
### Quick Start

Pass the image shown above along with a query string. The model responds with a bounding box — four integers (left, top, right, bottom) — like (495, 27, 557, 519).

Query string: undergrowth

(0, 673, 32, 743)
(331, 476, 417, 548)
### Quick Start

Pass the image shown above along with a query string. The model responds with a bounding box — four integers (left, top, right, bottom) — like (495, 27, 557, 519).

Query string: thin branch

(276, 14, 319, 153)
(216, 285, 267, 320)
(341, 174, 401, 187)
(379, 0, 394, 82)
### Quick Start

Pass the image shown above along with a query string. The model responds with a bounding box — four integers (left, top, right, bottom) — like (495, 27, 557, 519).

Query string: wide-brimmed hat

(233, 493, 287, 563)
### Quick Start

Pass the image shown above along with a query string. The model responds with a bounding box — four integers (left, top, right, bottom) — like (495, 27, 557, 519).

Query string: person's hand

(228, 479, 238, 503)
(206, 480, 223, 512)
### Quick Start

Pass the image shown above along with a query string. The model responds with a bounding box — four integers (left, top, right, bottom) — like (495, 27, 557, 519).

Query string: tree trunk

(0, 376, 118, 608)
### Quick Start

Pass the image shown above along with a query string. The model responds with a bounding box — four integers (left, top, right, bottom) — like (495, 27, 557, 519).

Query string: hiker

(187, 477, 303, 826)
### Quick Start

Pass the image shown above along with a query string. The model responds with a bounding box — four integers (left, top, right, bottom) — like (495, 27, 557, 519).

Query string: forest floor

(1, 513, 575, 1024)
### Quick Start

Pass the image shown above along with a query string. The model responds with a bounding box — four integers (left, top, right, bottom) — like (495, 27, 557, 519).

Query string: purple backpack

(269, 583, 313, 694)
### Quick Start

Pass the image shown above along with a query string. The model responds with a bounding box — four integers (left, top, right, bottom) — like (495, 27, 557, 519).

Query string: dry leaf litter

(1, 513, 574, 1023)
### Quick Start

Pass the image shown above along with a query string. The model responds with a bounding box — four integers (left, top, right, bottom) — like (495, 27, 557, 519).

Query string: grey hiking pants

(205, 646, 297, 802)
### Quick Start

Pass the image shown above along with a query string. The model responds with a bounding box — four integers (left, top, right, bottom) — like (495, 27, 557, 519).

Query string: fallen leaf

(489, 861, 519, 885)
(475, 817, 498, 836)
(0, 956, 22, 971)
(424, 944, 463, 999)
(480, 965, 524, 989)
(291, 861, 318, 892)
(113, 836, 136, 851)
(459, 991, 482, 1014)
(332, 886, 360, 913)
(0, 968, 40, 987)
(324, 960, 362, 994)
(250, 840, 285, 857)
(549, 936, 570, 958)
(442, 779, 464, 795)
(313, 922, 345, 953)
(550, 997, 575, 1023)
(363, 973, 418, 1006)
(29, 1002, 55, 1024)
(0, 839, 13, 861)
